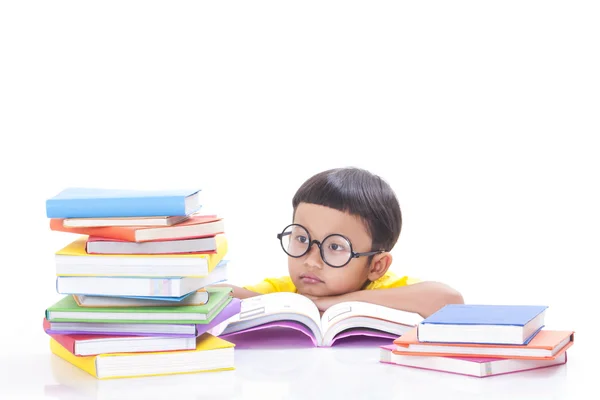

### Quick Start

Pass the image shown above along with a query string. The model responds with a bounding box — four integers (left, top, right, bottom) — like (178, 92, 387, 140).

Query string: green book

(45, 287, 232, 324)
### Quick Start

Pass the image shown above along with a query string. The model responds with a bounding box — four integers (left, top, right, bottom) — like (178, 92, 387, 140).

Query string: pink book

(379, 345, 567, 377)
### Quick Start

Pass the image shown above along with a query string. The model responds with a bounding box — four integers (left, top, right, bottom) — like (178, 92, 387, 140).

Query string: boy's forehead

(293, 203, 371, 242)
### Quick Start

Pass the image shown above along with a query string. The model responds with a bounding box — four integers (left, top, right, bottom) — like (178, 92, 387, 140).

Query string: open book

(218, 292, 423, 347)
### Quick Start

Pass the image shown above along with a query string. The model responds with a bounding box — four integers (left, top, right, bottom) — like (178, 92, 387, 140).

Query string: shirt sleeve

(365, 271, 421, 290)
(243, 276, 297, 294)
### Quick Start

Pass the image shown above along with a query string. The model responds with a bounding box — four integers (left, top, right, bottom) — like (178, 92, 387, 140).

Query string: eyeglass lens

(280, 224, 352, 267)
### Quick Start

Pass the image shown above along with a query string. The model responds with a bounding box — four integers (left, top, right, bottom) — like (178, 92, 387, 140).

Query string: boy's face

(288, 203, 374, 297)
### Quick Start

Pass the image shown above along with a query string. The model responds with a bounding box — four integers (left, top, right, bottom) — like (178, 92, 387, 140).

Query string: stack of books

(380, 304, 575, 378)
(42, 188, 240, 379)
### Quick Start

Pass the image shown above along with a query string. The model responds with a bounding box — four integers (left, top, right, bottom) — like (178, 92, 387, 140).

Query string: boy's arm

(211, 284, 262, 299)
(305, 281, 464, 318)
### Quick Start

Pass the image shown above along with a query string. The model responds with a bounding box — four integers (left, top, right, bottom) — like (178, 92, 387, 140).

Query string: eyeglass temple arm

(277, 232, 292, 239)
(352, 250, 384, 258)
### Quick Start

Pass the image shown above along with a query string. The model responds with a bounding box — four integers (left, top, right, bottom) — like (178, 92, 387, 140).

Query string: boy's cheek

(287, 260, 301, 276)
(330, 269, 368, 292)
(323, 271, 357, 291)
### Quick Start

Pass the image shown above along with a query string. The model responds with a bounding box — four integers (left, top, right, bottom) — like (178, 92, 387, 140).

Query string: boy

(224, 167, 463, 318)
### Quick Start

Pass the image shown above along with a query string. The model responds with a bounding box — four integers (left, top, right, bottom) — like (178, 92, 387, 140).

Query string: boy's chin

(296, 285, 335, 298)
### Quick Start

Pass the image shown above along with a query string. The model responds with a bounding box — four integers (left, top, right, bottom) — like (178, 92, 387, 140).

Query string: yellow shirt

(243, 271, 419, 295)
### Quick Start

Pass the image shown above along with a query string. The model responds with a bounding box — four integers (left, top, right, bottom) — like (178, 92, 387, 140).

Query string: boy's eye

(329, 243, 346, 252)
(295, 235, 308, 244)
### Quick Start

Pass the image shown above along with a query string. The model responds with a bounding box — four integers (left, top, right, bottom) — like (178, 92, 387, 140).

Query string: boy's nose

(303, 244, 324, 270)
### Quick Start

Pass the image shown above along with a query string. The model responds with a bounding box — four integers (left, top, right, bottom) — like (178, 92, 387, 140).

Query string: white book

(73, 290, 210, 307)
(86, 236, 217, 255)
(219, 292, 423, 347)
(55, 236, 227, 277)
(63, 215, 190, 227)
(56, 262, 228, 297)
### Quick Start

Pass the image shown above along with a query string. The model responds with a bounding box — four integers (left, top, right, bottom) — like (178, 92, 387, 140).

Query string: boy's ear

(367, 252, 392, 281)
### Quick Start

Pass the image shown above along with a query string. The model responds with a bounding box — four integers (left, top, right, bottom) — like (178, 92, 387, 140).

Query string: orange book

(392, 328, 574, 360)
(50, 215, 224, 242)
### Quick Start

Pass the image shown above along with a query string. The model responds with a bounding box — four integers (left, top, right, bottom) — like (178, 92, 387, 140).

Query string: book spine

(50, 338, 98, 378)
(46, 196, 191, 218)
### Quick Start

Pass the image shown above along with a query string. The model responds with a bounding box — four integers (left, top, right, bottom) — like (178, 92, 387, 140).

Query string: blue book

(418, 304, 548, 345)
(46, 188, 202, 218)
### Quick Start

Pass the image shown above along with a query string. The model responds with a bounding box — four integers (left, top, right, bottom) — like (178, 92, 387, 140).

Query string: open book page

(320, 301, 423, 346)
(219, 293, 323, 342)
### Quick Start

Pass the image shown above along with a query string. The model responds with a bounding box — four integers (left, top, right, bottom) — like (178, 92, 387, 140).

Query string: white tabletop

(0, 326, 593, 400)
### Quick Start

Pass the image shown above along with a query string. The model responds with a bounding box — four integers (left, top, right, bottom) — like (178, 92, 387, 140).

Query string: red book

(46, 330, 197, 356)
(49, 215, 224, 242)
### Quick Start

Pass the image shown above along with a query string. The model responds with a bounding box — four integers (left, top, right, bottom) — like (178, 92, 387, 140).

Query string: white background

(0, 1, 599, 397)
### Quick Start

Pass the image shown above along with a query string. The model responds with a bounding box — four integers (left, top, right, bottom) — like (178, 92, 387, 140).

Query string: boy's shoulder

(365, 271, 420, 290)
(244, 272, 419, 295)
(243, 276, 297, 295)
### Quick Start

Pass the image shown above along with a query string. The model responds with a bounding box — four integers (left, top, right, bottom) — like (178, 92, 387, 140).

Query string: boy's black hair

(292, 167, 402, 252)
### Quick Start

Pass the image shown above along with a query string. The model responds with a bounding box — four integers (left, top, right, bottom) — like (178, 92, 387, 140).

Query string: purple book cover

(43, 298, 241, 338)
(219, 320, 398, 348)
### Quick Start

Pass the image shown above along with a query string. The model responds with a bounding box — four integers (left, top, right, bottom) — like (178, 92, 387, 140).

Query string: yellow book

(50, 333, 235, 379)
(55, 235, 228, 277)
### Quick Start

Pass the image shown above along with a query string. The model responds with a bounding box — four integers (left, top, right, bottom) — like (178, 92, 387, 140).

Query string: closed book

(50, 215, 224, 242)
(47, 332, 198, 356)
(86, 235, 218, 255)
(380, 345, 567, 377)
(55, 235, 227, 277)
(46, 188, 202, 218)
(73, 289, 209, 307)
(45, 287, 232, 324)
(50, 333, 234, 379)
(393, 328, 574, 360)
(45, 319, 198, 337)
(43, 298, 241, 337)
(418, 304, 548, 345)
(63, 215, 191, 227)
(56, 261, 228, 297)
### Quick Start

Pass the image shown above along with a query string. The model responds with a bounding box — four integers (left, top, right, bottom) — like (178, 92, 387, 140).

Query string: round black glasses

(276, 223, 384, 268)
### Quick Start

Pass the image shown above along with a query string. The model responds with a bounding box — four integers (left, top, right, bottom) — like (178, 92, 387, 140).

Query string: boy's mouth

(299, 273, 324, 284)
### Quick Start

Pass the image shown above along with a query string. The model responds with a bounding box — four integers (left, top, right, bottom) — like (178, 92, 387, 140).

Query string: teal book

(45, 287, 232, 324)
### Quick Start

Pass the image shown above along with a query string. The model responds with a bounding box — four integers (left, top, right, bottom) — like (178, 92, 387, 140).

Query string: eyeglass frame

(276, 223, 384, 268)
